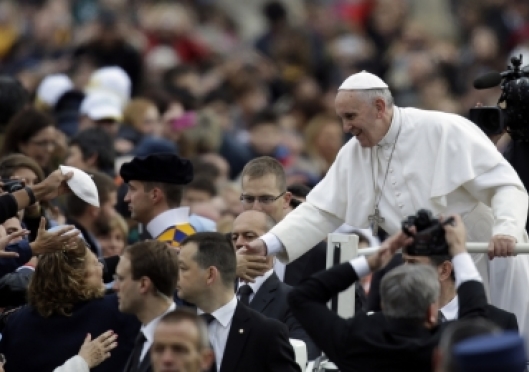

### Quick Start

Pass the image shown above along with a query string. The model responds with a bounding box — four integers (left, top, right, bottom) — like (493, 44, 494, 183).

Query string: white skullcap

(60, 165, 100, 207)
(338, 70, 388, 90)
(86, 66, 131, 108)
(80, 90, 122, 122)
(36, 74, 73, 107)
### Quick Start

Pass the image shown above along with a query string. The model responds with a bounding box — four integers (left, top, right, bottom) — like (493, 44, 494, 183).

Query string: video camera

(470, 55, 529, 141)
(401, 209, 454, 256)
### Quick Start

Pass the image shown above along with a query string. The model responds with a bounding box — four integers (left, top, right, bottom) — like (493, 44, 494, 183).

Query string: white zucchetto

(338, 70, 389, 90)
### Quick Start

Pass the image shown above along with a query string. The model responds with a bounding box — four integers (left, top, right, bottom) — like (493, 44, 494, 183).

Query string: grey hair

(358, 88, 394, 108)
(438, 319, 500, 372)
(380, 264, 439, 319)
(157, 308, 211, 349)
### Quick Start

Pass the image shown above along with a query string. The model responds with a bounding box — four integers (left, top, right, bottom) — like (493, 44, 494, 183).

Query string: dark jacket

(0, 240, 33, 278)
(0, 294, 140, 372)
(289, 261, 487, 372)
(218, 302, 301, 372)
(247, 272, 319, 360)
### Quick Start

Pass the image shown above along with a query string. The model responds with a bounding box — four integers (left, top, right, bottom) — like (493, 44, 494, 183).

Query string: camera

(470, 55, 529, 140)
(401, 209, 454, 256)
(1, 179, 25, 193)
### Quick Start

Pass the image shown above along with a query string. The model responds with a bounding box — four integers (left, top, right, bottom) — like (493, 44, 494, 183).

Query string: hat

(60, 165, 100, 207)
(119, 153, 193, 185)
(80, 91, 122, 122)
(339, 70, 388, 90)
(133, 136, 178, 157)
(86, 66, 131, 108)
(37, 74, 73, 107)
(453, 332, 527, 372)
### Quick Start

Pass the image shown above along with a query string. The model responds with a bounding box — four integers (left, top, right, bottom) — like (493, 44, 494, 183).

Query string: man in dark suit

(113, 240, 179, 372)
(177, 232, 301, 372)
(403, 252, 518, 331)
(289, 215, 488, 372)
(231, 210, 318, 360)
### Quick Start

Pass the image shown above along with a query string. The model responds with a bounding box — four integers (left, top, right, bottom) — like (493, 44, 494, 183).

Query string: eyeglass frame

(240, 191, 286, 205)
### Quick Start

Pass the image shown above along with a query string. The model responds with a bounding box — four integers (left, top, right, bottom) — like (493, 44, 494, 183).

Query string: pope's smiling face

(335, 90, 392, 147)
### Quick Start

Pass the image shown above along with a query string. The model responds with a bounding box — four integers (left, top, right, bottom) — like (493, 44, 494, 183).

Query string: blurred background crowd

(0, 0, 528, 258)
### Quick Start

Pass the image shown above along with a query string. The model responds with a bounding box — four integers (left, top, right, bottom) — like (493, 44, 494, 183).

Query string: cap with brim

(87, 105, 122, 122)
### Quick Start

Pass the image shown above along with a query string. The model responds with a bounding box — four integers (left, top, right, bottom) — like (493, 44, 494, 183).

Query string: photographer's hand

(367, 231, 412, 272)
(488, 234, 516, 260)
(442, 215, 466, 256)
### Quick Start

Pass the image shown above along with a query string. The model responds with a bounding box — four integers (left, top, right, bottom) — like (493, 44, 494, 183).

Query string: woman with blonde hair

(0, 233, 139, 372)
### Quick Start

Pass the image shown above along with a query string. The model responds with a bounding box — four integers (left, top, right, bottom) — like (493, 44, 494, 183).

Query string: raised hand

(78, 331, 118, 368)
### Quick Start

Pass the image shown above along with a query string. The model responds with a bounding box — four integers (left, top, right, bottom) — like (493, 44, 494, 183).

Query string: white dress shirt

(198, 296, 238, 371)
(237, 269, 274, 303)
(146, 207, 191, 238)
(139, 302, 177, 361)
(440, 295, 459, 321)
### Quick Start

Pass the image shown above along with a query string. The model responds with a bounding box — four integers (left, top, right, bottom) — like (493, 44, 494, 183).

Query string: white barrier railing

(356, 242, 529, 256)
(325, 234, 529, 318)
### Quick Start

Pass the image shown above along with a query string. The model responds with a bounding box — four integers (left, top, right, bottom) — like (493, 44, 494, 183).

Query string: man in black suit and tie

(177, 232, 301, 372)
(231, 209, 319, 360)
(403, 251, 519, 331)
(113, 240, 179, 372)
(288, 215, 488, 371)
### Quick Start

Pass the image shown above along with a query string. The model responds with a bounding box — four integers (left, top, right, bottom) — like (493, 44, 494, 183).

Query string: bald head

(231, 210, 276, 250)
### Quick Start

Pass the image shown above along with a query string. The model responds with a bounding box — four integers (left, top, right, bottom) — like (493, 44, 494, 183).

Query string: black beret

(119, 153, 193, 185)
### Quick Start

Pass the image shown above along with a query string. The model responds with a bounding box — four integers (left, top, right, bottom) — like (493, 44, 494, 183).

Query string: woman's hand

(29, 217, 80, 255)
(78, 331, 118, 368)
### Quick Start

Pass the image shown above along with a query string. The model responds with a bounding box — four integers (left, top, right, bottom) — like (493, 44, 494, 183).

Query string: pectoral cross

(368, 207, 385, 235)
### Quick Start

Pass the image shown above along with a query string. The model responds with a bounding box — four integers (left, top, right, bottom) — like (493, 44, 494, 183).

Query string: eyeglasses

(240, 192, 285, 205)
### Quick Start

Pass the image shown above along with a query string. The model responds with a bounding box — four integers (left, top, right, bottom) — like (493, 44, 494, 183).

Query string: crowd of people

(0, 0, 527, 371)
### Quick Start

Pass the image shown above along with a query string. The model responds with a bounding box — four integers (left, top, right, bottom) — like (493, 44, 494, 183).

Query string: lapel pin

(239, 329, 244, 334)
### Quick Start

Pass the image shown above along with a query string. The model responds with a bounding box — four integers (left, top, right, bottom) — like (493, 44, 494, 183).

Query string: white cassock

(261, 106, 529, 342)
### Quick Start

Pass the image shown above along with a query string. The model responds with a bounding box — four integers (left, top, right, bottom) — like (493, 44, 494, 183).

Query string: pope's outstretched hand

(240, 239, 268, 257)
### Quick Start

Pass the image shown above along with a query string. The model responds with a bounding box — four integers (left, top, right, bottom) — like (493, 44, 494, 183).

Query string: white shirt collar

(238, 269, 274, 295)
(140, 302, 176, 344)
(198, 296, 238, 328)
(440, 295, 459, 321)
(146, 207, 191, 239)
(378, 107, 401, 146)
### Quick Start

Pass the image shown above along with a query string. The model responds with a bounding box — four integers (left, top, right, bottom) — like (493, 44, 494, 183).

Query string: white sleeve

(453, 252, 482, 288)
(266, 202, 344, 263)
(53, 356, 89, 372)
(349, 256, 371, 278)
(260, 233, 284, 256)
(463, 162, 528, 240)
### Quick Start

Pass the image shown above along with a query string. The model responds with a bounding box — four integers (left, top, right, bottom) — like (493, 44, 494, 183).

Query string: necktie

(438, 310, 447, 323)
(201, 313, 216, 325)
(200, 314, 217, 372)
(238, 284, 253, 306)
(126, 331, 146, 372)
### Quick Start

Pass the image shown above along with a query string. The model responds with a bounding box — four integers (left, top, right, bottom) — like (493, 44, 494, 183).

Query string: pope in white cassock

(244, 71, 529, 344)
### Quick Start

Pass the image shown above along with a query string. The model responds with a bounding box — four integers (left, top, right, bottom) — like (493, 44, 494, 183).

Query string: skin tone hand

(29, 217, 80, 255)
(78, 331, 118, 369)
(235, 252, 269, 283)
(0, 229, 30, 258)
(488, 234, 516, 260)
(441, 215, 467, 256)
(367, 231, 413, 272)
(240, 239, 267, 257)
